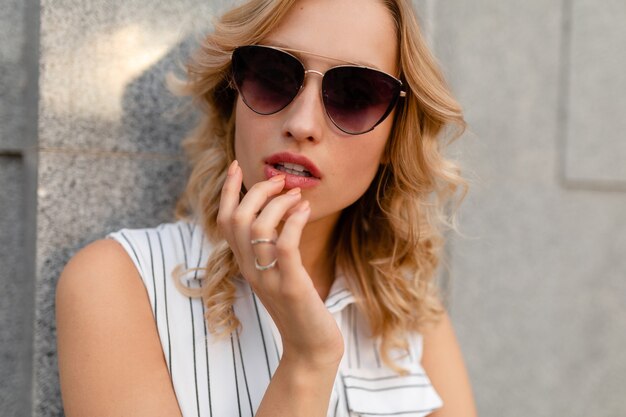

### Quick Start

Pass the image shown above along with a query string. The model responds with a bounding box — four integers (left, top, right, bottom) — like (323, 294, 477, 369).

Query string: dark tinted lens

(232, 46, 304, 115)
(322, 66, 401, 134)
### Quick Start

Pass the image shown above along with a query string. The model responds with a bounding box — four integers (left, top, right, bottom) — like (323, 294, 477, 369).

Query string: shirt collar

(324, 272, 356, 314)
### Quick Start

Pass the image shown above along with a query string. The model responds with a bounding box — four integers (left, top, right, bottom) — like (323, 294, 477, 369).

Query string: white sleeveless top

(108, 220, 442, 417)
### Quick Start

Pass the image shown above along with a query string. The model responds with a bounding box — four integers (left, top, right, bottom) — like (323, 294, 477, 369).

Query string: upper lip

(265, 152, 322, 179)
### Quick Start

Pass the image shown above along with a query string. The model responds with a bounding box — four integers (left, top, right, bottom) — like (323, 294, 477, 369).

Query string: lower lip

(264, 164, 321, 189)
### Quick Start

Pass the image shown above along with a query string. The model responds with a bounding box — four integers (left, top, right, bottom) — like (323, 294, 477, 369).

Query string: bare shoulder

(56, 239, 182, 417)
(58, 238, 135, 289)
(421, 311, 478, 417)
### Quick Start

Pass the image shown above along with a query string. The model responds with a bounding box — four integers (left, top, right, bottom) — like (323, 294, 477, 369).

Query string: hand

(217, 160, 344, 367)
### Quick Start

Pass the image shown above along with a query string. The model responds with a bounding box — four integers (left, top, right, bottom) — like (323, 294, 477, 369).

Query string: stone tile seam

(37, 147, 184, 160)
(561, 178, 626, 194)
(556, 0, 573, 188)
(0, 148, 23, 157)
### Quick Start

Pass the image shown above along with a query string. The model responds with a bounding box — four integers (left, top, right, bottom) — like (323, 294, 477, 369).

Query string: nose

(281, 73, 326, 143)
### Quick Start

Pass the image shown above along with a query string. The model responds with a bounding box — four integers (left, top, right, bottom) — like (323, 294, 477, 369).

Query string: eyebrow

(262, 39, 380, 69)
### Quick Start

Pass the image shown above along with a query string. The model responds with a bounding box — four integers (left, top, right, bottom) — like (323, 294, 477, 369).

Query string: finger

(235, 174, 287, 218)
(217, 160, 243, 253)
(274, 200, 311, 274)
(251, 188, 302, 267)
(230, 174, 286, 257)
(253, 188, 302, 230)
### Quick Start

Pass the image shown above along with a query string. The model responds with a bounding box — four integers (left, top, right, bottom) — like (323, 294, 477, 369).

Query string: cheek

(350, 135, 389, 188)
(234, 97, 271, 152)
(332, 141, 386, 195)
(354, 135, 388, 173)
(234, 101, 261, 190)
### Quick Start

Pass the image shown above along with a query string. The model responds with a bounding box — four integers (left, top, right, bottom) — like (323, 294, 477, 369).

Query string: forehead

(263, 0, 398, 74)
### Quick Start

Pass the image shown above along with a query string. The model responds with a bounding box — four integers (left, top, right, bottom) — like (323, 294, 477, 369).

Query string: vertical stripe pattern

(108, 221, 443, 417)
(156, 231, 173, 376)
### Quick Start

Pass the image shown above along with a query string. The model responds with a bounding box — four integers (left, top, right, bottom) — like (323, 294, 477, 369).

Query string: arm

(218, 161, 344, 417)
(56, 239, 183, 417)
(421, 311, 478, 417)
(254, 355, 339, 416)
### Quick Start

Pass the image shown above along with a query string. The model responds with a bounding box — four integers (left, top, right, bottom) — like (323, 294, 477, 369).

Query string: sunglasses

(230, 45, 406, 135)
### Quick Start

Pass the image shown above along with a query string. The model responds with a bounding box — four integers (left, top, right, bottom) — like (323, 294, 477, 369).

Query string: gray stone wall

(33, 1, 219, 415)
(1, 0, 38, 416)
(436, 1, 626, 416)
(1, 0, 624, 416)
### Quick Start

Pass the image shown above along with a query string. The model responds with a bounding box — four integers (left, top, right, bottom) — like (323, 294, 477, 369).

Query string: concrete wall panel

(565, 0, 626, 184)
(434, 1, 626, 416)
(0, 0, 27, 149)
(0, 158, 29, 417)
(0, 0, 34, 416)
(39, 0, 215, 153)
(33, 152, 185, 415)
(34, 1, 216, 414)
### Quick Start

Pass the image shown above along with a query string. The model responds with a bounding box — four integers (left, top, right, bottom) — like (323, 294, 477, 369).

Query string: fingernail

(270, 174, 286, 182)
(228, 160, 238, 176)
(299, 200, 310, 211)
(286, 187, 301, 195)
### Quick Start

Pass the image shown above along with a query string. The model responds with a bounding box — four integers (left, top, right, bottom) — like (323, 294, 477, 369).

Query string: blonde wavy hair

(173, 0, 467, 372)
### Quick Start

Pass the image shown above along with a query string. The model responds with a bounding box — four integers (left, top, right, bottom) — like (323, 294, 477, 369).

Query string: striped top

(107, 220, 442, 417)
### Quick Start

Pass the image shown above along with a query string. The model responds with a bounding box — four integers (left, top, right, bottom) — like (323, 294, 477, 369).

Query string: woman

(56, 0, 477, 416)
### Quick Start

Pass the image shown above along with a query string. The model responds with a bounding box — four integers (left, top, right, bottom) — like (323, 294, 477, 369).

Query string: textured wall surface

(0, 0, 27, 149)
(33, 1, 221, 414)
(434, 1, 626, 416)
(0, 0, 33, 416)
(0, 158, 28, 417)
